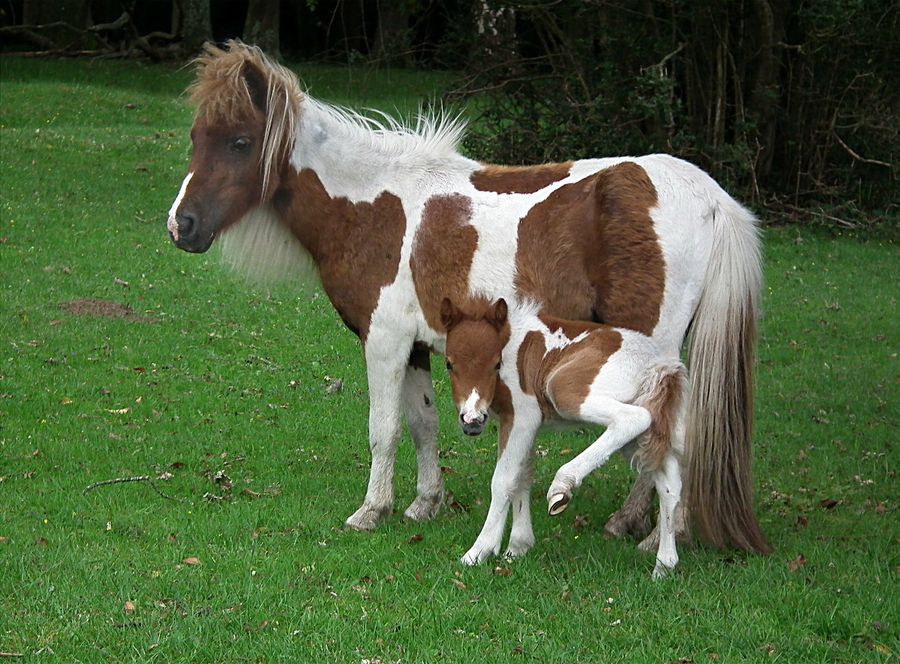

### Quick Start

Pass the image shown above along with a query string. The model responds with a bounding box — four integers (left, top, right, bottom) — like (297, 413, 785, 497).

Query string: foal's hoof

(548, 492, 571, 516)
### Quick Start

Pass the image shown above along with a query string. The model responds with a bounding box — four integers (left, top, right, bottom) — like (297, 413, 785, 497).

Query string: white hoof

(548, 492, 570, 516)
(651, 556, 678, 579)
(504, 536, 535, 560)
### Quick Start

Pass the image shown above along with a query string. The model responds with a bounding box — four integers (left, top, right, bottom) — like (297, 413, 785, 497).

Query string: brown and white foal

(442, 297, 687, 578)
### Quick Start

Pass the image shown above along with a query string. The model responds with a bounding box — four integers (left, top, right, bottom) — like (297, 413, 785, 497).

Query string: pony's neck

(289, 96, 474, 202)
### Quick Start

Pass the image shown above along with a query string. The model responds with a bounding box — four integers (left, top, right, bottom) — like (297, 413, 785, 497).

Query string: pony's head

(167, 41, 300, 253)
(441, 297, 509, 437)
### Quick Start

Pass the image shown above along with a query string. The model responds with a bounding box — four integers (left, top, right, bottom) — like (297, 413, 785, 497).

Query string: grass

(1, 55, 897, 662)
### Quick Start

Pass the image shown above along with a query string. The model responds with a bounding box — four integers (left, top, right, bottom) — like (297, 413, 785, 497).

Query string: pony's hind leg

(603, 471, 655, 540)
(547, 398, 651, 515)
(401, 347, 444, 522)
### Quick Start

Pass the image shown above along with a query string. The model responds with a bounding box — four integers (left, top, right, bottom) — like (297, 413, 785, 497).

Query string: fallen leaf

(573, 514, 588, 530)
(123, 601, 136, 615)
(35, 537, 48, 546)
(788, 554, 806, 572)
(106, 408, 131, 415)
(493, 566, 511, 576)
(795, 515, 808, 529)
(819, 498, 838, 510)
(182, 556, 201, 566)
(408, 533, 424, 544)
(450, 579, 467, 590)
(114, 277, 130, 288)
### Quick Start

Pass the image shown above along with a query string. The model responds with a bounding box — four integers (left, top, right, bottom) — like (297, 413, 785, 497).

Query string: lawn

(0, 55, 896, 662)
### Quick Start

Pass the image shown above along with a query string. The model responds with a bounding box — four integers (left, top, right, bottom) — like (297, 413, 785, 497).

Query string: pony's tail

(634, 361, 688, 472)
(684, 194, 772, 555)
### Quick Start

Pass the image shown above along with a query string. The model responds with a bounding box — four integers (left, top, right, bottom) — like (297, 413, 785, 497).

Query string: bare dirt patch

(60, 299, 157, 324)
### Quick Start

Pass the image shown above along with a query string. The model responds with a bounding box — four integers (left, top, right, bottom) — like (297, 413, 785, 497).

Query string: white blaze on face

(167, 172, 193, 241)
(460, 388, 483, 424)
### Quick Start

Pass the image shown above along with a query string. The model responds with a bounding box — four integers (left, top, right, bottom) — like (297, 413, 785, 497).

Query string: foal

(441, 297, 688, 578)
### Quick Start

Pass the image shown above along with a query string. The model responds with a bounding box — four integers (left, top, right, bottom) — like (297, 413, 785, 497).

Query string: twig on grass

(82, 475, 185, 503)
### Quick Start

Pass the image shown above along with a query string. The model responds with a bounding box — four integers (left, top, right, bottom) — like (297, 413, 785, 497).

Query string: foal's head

(441, 297, 509, 437)
(167, 41, 300, 253)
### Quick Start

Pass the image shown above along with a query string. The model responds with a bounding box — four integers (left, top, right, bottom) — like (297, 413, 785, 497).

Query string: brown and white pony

(166, 41, 771, 557)
(441, 296, 687, 576)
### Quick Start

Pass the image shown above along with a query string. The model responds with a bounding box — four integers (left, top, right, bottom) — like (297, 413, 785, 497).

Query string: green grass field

(1, 55, 897, 662)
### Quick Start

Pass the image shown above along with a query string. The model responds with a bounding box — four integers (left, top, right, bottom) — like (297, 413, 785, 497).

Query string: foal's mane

(188, 40, 301, 197)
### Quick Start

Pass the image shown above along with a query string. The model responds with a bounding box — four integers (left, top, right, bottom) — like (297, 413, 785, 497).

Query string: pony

(166, 41, 771, 558)
(440, 296, 687, 577)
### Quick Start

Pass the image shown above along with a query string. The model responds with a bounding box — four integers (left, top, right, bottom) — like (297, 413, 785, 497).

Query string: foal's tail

(684, 194, 772, 554)
(635, 361, 688, 472)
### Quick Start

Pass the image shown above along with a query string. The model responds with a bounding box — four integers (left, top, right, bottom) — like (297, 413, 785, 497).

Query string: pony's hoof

(504, 536, 535, 560)
(345, 503, 390, 532)
(603, 510, 652, 540)
(403, 491, 444, 522)
(548, 492, 570, 516)
(638, 526, 660, 553)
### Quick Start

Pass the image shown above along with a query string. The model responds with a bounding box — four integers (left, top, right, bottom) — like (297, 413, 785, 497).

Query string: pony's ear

(440, 298, 458, 331)
(242, 60, 268, 113)
(493, 298, 508, 327)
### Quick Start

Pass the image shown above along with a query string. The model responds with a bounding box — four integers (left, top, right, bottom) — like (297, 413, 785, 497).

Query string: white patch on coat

(167, 171, 193, 240)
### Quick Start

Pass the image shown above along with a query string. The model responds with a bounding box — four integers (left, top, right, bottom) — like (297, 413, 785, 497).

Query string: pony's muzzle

(459, 411, 487, 437)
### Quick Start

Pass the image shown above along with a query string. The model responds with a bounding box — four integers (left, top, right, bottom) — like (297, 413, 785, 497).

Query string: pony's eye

(230, 137, 251, 153)
(445, 360, 453, 372)
(495, 361, 502, 371)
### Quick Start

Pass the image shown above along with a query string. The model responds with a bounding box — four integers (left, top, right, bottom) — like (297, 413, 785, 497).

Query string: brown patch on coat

(410, 194, 478, 332)
(274, 169, 406, 341)
(515, 319, 622, 420)
(514, 162, 665, 336)
(492, 379, 514, 456)
(543, 327, 623, 418)
(635, 365, 687, 471)
(470, 162, 573, 194)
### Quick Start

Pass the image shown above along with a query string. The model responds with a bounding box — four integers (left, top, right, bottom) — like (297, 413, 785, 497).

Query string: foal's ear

(242, 61, 268, 112)
(493, 298, 508, 326)
(440, 298, 458, 331)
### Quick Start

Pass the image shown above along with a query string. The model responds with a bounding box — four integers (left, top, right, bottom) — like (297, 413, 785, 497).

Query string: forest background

(2, 0, 897, 231)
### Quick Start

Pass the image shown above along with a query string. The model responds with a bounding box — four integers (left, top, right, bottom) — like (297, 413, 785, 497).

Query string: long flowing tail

(684, 194, 772, 554)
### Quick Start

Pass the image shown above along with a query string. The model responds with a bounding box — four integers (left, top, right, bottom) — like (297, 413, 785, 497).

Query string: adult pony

(440, 296, 687, 576)
(166, 41, 771, 557)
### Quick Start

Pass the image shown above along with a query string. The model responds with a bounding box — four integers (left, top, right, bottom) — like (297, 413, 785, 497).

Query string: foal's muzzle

(459, 412, 488, 437)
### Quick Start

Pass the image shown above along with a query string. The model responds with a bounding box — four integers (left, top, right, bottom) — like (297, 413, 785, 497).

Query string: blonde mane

(188, 40, 302, 198)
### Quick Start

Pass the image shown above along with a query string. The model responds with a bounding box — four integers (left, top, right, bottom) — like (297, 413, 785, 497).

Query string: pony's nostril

(176, 211, 197, 238)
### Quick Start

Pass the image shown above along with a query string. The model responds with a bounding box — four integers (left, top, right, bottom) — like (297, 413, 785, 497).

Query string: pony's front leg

(345, 335, 411, 532)
(401, 345, 444, 522)
(651, 453, 683, 579)
(547, 398, 651, 515)
(505, 453, 535, 559)
(462, 416, 540, 565)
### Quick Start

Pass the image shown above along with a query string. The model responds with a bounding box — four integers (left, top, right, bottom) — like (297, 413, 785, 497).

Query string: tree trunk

(180, 0, 211, 57)
(244, 0, 281, 60)
(372, 0, 409, 65)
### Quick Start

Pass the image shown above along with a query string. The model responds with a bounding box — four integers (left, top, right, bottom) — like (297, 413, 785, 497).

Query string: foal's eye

(230, 137, 251, 153)
(495, 361, 502, 371)
(445, 360, 453, 373)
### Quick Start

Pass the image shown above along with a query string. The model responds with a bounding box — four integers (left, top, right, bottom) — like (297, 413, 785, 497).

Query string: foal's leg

(505, 454, 535, 559)
(547, 398, 651, 515)
(651, 452, 683, 579)
(345, 333, 411, 531)
(401, 346, 444, 522)
(462, 414, 541, 565)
